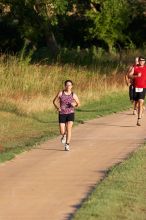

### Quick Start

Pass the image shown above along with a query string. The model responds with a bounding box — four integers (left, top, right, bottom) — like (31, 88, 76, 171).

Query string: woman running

(53, 80, 80, 151)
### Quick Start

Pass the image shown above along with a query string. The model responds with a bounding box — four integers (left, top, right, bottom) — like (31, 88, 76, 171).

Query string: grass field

(0, 53, 146, 219)
(0, 90, 131, 163)
(0, 53, 131, 162)
(0, 54, 126, 115)
(73, 144, 146, 220)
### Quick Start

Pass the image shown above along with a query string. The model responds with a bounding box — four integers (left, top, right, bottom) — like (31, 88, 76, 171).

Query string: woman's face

(65, 82, 73, 90)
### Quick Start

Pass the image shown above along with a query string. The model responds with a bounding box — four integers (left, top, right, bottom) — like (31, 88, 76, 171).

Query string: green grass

(0, 110, 58, 163)
(0, 54, 127, 115)
(0, 90, 130, 163)
(76, 91, 130, 122)
(1, 86, 146, 220)
(73, 145, 146, 220)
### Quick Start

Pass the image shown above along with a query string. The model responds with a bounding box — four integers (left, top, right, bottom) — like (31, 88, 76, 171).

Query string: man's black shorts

(59, 113, 74, 123)
(133, 88, 146, 101)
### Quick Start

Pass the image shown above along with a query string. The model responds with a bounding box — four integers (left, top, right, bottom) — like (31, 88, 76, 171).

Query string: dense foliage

(0, 0, 146, 56)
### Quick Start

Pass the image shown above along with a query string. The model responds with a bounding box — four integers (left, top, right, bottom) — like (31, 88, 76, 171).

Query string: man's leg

(133, 87, 138, 115)
(133, 101, 138, 115)
(137, 99, 144, 126)
(129, 85, 134, 102)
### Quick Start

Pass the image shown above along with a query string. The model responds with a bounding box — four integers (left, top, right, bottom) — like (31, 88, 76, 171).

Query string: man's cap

(139, 56, 146, 61)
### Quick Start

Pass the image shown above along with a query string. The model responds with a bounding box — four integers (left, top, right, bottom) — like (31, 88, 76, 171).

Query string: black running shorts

(133, 88, 146, 101)
(59, 113, 74, 123)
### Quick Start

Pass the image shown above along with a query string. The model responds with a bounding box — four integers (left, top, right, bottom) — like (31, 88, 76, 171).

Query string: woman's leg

(59, 123, 66, 136)
(59, 123, 67, 144)
(66, 121, 73, 144)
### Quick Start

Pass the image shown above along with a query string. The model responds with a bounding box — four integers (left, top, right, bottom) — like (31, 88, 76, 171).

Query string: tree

(125, 0, 146, 48)
(0, 0, 68, 55)
(1, 0, 146, 55)
(85, 0, 131, 52)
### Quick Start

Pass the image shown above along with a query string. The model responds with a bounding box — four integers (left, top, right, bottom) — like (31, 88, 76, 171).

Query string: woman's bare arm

(72, 93, 80, 107)
(53, 91, 62, 111)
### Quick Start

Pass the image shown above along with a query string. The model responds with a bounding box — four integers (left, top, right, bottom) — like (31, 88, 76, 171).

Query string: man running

(129, 56, 146, 126)
(53, 80, 80, 151)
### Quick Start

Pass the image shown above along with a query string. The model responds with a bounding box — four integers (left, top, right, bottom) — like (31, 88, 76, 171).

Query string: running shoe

(137, 118, 141, 126)
(61, 135, 66, 144)
(65, 143, 70, 151)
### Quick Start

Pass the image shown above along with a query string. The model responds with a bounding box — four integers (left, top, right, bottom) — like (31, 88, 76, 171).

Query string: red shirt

(133, 65, 146, 88)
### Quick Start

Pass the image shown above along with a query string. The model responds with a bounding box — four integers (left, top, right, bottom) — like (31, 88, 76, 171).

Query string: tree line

(0, 0, 146, 58)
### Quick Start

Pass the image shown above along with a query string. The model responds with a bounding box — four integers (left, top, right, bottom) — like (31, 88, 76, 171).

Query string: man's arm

(128, 66, 141, 79)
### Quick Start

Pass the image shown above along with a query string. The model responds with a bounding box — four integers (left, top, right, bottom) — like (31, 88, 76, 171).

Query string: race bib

(135, 88, 143, 92)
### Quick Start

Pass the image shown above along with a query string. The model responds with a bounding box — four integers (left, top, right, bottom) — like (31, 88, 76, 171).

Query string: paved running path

(0, 111, 146, 220)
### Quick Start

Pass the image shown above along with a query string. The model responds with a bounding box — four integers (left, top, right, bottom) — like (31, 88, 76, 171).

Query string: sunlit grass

(0, 54, 128, 115)
(73, 145, 146, 220)
(0, 51, 145, 218)
(0, 90, 131, 162)
(0, 52, 132, 160)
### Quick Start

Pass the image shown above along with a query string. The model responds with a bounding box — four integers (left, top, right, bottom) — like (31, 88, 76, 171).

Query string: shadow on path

(64, 155, 134, 220)
(35, 147, 64, 152)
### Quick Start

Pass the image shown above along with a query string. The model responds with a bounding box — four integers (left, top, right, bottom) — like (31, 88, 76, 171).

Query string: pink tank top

(59, 91, 74, 114)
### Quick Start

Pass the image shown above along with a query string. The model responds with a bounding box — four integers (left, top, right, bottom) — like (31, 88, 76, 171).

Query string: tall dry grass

(0, 54, 129, 115)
